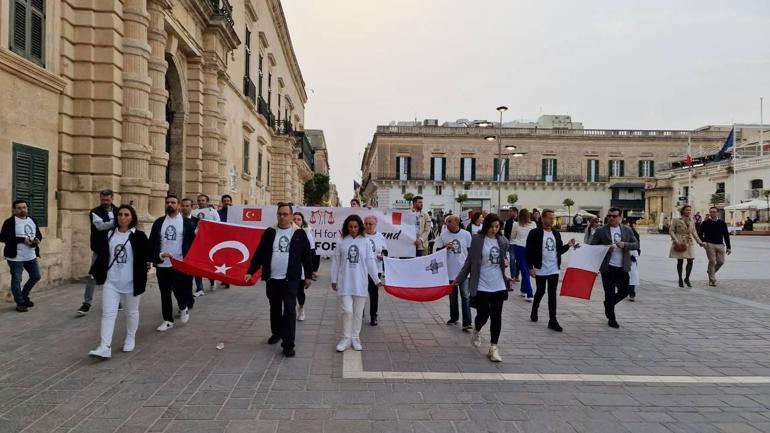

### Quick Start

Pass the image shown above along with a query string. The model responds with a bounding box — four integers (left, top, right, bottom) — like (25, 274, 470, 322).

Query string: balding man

(435, 214, 473, 330)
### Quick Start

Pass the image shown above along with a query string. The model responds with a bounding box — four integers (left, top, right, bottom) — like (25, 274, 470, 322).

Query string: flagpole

(731, 124, 737, 227)
(687, 135, 692, 206)
(761, 97, 764, 157)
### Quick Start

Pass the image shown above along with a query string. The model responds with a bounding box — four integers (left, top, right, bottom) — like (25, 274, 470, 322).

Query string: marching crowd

(1, 192, 732, 363)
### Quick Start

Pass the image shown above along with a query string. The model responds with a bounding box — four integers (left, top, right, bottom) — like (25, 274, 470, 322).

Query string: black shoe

(370, 317, 378, 326)
(547, 321, 563, 332)
(530, 313, 538, 322)
(446, 319, 458, 325)
(608, 319, 620, 329)
(16, 305, 28, 312)
(603, 301, 611, 319)
(678, 279, 684, 288)
(118, 303, 123, 311)
(684, 279, 692, 288)
(283, 348, 295, 357)
(23, 300, 34, 308)
(267, 335, 282, 345)
(77, 303, 91, 316)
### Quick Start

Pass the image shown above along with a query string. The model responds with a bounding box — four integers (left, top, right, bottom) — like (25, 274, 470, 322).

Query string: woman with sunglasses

(88, 205, 149, 359)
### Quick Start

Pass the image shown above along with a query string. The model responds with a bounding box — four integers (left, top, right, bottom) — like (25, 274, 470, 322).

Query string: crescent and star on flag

(208, 240, 250, 275)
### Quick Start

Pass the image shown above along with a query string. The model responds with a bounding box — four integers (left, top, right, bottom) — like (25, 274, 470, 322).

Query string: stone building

(360, 118, 726, 219)
(0, 0, 315, 291)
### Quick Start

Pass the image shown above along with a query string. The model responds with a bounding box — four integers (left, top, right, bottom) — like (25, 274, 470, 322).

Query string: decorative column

(147, 0, 170, 217)
(120, 0, 153, 221)
(201, 58, 220, 198)
(217, 74, 229, 197)
(185, 57, 205, 195)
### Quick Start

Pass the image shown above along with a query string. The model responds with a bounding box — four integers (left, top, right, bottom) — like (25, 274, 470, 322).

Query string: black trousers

(266, 279, 300, 350)
(533, 274, 559, 321)
(157, 267, 194, 322)
(474, 291, 506, 344)
(297, 286, 306, 306)
(367, 276, 379, 319)
(599, 266, 630, 321)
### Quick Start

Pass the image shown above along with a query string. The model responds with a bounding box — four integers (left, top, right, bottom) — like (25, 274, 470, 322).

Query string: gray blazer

(588, 225, 638, 272)
(454, 233, 510, 296)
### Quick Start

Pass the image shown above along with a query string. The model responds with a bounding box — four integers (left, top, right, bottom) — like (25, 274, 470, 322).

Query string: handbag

(673, 241, 687, 252)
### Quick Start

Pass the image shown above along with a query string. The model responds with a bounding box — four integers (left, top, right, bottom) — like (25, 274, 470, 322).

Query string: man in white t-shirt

(78, 190, 117, 316)
(435, 214, 473, 330)
(1, 200, 43, 312)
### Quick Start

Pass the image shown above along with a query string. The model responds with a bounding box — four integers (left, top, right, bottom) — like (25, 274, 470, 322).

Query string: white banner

(229, 205, 418, 257)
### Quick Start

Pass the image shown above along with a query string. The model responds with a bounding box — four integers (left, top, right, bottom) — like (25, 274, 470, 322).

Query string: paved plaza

(1, 234, 770, 433)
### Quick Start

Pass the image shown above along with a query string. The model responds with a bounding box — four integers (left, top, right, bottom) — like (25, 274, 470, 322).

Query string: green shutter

(504, 158, 509, 181)
(11, 0, 46, 66)
(587, 160, 592, 181)
(638, 160, 643, 177)
(460, 158, 465, 180)
(441, 157, 446, 180)
(619, 160, 625, 177)
(541, 159, 547, 181)
(406, 156, 411, 180)
(13, 143, 48, 227)
(552, 159, 557, 181)
(430, 157, 435, 180)
(493, 158, 498, 180)
(11, 0, 27, 56)
(650, 161, 655, 177)
(471, 158, 476, 181)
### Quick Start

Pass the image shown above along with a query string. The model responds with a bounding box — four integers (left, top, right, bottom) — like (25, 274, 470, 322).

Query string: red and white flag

(383, 250, 452, 302)
(171, 220, 264, 286)
(560, 244, 611, 300)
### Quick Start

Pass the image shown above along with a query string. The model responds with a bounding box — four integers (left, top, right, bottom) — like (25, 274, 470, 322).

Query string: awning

(609, 183, 645, 189)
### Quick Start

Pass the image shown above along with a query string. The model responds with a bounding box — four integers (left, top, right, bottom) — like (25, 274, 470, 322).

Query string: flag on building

(383, 250, 452, 302)
(560, 244, 611, 300)
(171, 220, 264, 286)
(716, 127, 736, 160)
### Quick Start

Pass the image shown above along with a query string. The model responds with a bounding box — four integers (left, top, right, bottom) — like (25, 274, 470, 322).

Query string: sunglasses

(608, 214, 620, 218)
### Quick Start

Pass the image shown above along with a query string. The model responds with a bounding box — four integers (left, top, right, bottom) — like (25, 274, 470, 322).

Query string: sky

(282, 0, 770, 204)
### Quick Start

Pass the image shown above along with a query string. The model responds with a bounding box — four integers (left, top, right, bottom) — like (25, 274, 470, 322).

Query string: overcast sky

(282, 0, 770, 204)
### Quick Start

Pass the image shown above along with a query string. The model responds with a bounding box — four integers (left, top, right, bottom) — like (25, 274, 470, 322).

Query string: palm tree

(562, 198, 575, 230)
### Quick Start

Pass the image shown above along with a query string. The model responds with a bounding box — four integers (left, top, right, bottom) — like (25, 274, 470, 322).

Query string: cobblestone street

(1, 234, 769, 433)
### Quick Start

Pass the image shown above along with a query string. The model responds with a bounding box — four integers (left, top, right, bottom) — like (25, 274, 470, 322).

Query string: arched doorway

(165, 55, 186, 197)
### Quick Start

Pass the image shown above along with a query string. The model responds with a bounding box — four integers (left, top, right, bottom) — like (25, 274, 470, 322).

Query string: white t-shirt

(331, 236, 380, 296)
(435, 228, 472, 281)
(470, 224, 482, 235)
(365, 232, 387, 275)
(106, 229, 134, 294)
(270, 227, 294, 280)
(194, 207, 221, 222)
(477, 237, 506, 293)
(536, 231, 559, 276)
(91, 209, 115, 231)
(608, 226, 624, 267)
(7, 216, 37, 261)
(158, 214, 184, 268)
(511, 221, 537, 247)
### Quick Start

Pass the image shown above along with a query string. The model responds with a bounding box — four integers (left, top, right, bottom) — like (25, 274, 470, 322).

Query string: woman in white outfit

(331, 214, 382, 352)
(88, 205, 149, 359)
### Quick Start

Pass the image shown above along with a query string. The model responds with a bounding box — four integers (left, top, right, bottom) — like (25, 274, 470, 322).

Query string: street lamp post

(496, 106, 507, 212)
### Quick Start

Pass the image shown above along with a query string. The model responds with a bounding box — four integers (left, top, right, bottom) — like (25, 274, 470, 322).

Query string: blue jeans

(513, 245, 533, 298)
(8, 259, 41, 306)
(449, 278, 471, 326)
(508, 245, 519, 279)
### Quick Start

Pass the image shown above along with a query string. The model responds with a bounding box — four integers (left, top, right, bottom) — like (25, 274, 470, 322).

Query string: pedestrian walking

(626, 220, 641, 301)
(193, 194, 221, 295)
(244, 203, 314, 357)
(510, 208, 537, 301)
(503, 207, 520, 282)
(331, 215, 382, 352)
(435, 214, 472, 331)
(293, 212, 319, 322)
(412, 196, 431, 257)
(698, 206, 731, 287)
(584, 217, 599, 244)
(1, 200, 42, 312)
(363, 215, 387, 326)
(87, 205, 149, 359)
(669, 204, 704, 288)
(149, 195, 196, 331)
(589, 207, 638, 328)
(452, 213, 510, 362)
(525, 209, 576, 332)
(78, 190, 117, 316)
(467, 211, 483, 235)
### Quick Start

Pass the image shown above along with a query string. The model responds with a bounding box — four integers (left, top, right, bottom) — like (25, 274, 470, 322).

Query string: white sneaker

(351, 338, 363, 351)
(297, 306, 305, 322)
(488, 345, 502, 362)
(471, 330, 481, 348)
(519, 292, 527, 298)
(336, 337, 351, 352)
(525, 297, 533, 303)
(211, 282, 217, 291)
(156, 321, 174, 332)
(88, 345, 112, 359)
(193, 290, 205, 298)
(180, 308, 190, 324)
(175, 309, 181, 318)
(122, 339, 135, 353)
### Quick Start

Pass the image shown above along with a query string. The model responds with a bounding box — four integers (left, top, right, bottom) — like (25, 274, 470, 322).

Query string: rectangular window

(401, 185, 406, 194)
(493, 158, 509, 181)
(460, 157, 476, 181)
(430, 157, 446, 181)
(258, 54, 263, 97)
(242, 140, 250, 174)
(257, 151, 263, 181)
(277, 92, 281, 122)
(609, 159, 625, 177)
(267, 72, 272, 107)
(10, 0, 46, 66)
(587, 159, 600, 182)
(435, 185, 443, 195)
(417, 185, 423, 194)
(542, 158, 557, 182)
(13, 143, 48, 226)
(244, 27, 251, 77)
(395, 156, 411, 181)
(266, 161, 270, 186)
(638, 160, 654, 177)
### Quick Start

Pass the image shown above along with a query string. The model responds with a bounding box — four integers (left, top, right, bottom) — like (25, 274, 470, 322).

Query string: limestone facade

(0, 0, 314, 292)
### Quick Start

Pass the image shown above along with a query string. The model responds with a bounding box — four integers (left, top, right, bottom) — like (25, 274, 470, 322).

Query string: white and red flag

(171, 220, 264, 286)
(560, 244, 611, 300)
(383, 250, 452, 302)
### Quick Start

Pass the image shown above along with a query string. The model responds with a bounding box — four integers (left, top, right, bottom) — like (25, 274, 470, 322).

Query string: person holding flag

(435, 214, 472, 331)
(452, 213, 510, 363)
(525, 209, 576, 332)
(331, 215, 382, 352)
(244, 203, 314, 358)
(193, 194, 221, 295)
(363, 215, 387, 326)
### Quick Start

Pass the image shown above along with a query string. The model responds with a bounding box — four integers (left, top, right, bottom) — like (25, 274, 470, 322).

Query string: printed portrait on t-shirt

(164, 225, 177, 240)
(23, 224, 34, 238)
(369, 239, 376, 253)
(114, 244, 128, 264)
(449, 239, 462, 254)
(347, 245, 360, 264)
(545, 237, 555, 252)
(488, 246, 501, 264)
(196, 212, 206, 220)
(612, 231, 621, 243)
(278, 236, 290, 253)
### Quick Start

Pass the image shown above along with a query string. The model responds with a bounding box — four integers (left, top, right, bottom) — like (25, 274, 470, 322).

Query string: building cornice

(0, 49, 66, 94)
(268, 0, 308, 103)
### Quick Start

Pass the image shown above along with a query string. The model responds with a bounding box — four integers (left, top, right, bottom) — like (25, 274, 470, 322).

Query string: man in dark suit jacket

(0, 200, 43, 312)
(503, 207, 519, 280)
(245, 202, 313, 358)
(217, 194, 233, 222)
(589, 207, 638, 328)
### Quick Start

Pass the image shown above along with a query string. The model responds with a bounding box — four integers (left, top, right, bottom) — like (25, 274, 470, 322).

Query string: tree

(709, 193, 721, 206)
(507, 193, 518, 206)
(303, 173, 330, 206)
(403, 192, 415, 202)
(563, 197, 575, 230)
(455, 193, 468, 205)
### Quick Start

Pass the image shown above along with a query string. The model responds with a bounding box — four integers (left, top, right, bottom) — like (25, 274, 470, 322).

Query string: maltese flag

(560, 244, 611, 300)
(171, 220, 264, 286)
(383, 250, 452, 302)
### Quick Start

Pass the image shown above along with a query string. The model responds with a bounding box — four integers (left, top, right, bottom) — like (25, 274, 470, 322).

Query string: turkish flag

(171, 220, 264, 286)
(242, 208, 262, 222)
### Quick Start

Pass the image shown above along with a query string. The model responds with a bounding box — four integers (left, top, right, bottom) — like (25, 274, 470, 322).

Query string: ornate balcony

(208, 0, 234, 27)
(243, 76, 256, 104)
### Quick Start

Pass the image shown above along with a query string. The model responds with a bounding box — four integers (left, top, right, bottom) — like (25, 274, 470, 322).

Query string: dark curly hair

(480, 213, 502, 236)
(341, 214, 365, 238)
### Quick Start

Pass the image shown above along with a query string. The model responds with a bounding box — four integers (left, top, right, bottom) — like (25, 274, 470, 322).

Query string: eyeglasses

(607, 214, 620, 218)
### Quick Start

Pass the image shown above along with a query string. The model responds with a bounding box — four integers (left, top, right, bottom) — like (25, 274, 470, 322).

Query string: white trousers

(339, 295, 366, 339)
(100, 284, 141, 348)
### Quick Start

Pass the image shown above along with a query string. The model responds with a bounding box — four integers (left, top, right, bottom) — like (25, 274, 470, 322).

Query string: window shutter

(608, 159, 613, 177)
(460, 158, 465, 180)
(619, 160, 625, 177)
(30, 7, 44, 64)
(493, 158, 498, 180)
(552, 159, 557, 181)
(441, 157, 446, 180)
(406, 156, 411, 180)
(504, 158, 509, 181)
(638, 160, 644, 177)
(471, 158, 476, 181)
(542, 159, 547, 181)
(430, 157, 435, 181)
(395, 157, 400, 179)
(650, 161, 655, 177)
(11, 0, 27, 56)
(587, 160, 592, 181)
(13, 143, 48, 227)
